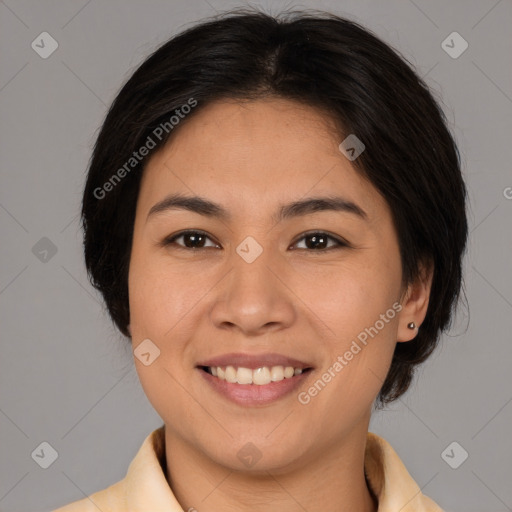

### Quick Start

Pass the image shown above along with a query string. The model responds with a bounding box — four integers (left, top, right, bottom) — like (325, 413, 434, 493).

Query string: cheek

(128, 253, 202, 337)
(128, 253, 209, 398)
(128, 256, 199, 423)
(297, 271, 400, 434)
(293, 255, 402, 341)
(295, 254, 401, 398)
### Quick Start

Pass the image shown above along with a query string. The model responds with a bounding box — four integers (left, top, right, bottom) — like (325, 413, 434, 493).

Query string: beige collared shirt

(53, 426, 444, 511)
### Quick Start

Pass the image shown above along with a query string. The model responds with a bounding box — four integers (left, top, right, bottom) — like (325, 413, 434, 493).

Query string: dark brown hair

(81, 8, 468, 407)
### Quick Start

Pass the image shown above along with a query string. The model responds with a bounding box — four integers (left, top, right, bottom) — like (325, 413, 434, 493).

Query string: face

(128, 97, 414, 472)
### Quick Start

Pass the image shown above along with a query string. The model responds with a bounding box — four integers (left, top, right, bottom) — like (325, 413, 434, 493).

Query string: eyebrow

(146, 193, 368, 223)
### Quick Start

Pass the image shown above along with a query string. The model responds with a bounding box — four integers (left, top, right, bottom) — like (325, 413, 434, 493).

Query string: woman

(54, 8, 468, 511)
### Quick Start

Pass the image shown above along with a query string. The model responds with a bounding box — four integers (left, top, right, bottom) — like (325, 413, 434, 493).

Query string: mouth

(198, 364, 313, 385)
(195, 352, 315, 405)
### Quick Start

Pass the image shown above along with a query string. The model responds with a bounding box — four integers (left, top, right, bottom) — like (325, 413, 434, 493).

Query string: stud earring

(407, 322, 416, 330)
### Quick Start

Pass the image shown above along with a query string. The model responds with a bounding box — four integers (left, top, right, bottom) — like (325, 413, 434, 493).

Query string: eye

(162, 230, 219, 250)
(162, 230, 349, 252)
(291, 231, 348, 251)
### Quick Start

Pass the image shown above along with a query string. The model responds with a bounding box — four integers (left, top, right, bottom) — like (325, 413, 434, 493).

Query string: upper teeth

(208, 365, 305, 385)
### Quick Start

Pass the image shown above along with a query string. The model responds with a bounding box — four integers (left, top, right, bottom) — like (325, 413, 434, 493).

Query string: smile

(200, 365, 313, 385)
(197, 365, 313, 406)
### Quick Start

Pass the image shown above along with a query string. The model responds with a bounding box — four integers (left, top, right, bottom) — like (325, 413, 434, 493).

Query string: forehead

(154, 97, 341, 166)
(139, 98, 387, 221)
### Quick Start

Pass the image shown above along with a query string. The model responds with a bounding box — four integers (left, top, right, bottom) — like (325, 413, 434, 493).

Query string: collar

(62, 427, 443, 511)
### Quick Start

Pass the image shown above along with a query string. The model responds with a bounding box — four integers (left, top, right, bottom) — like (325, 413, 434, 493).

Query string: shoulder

(51, 427, 167, 512)
(365, 432, 444, 511)
(51, 479, 126, 512)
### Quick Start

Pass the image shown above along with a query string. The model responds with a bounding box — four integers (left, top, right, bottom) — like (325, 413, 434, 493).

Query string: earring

(407, 322, 416, 330)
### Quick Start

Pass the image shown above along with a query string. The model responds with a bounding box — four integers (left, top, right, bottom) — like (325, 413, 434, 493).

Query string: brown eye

(292, 232, 348, 251)
(164, 230, 218, 249)
(162, 230, 348, 252)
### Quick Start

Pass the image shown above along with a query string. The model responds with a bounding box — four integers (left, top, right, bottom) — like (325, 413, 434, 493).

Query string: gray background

(0, 0, 511, 511)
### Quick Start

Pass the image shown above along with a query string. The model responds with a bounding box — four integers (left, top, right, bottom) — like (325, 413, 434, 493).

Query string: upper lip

(196, 352, 313, 370)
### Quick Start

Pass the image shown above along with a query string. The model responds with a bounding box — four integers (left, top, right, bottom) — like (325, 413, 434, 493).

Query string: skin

(128, 97, 433, 512)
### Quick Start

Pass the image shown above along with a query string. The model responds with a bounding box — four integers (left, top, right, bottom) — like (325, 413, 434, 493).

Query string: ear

(397, 261, 434, 342)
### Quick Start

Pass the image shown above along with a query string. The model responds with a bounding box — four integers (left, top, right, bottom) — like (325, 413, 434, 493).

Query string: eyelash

(161, 230, 349, 252)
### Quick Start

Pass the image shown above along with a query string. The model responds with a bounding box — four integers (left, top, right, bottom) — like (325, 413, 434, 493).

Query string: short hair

(82, 9, 468, 407)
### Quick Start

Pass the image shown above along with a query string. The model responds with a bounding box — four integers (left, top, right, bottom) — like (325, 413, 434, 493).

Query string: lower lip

(197, 368, 312, 406)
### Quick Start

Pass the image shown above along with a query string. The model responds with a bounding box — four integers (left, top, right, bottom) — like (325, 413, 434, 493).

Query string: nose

(209, 243, 296, 336)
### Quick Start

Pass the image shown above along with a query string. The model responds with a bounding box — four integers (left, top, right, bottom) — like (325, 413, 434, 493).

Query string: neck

(163, 426, 378, 512)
